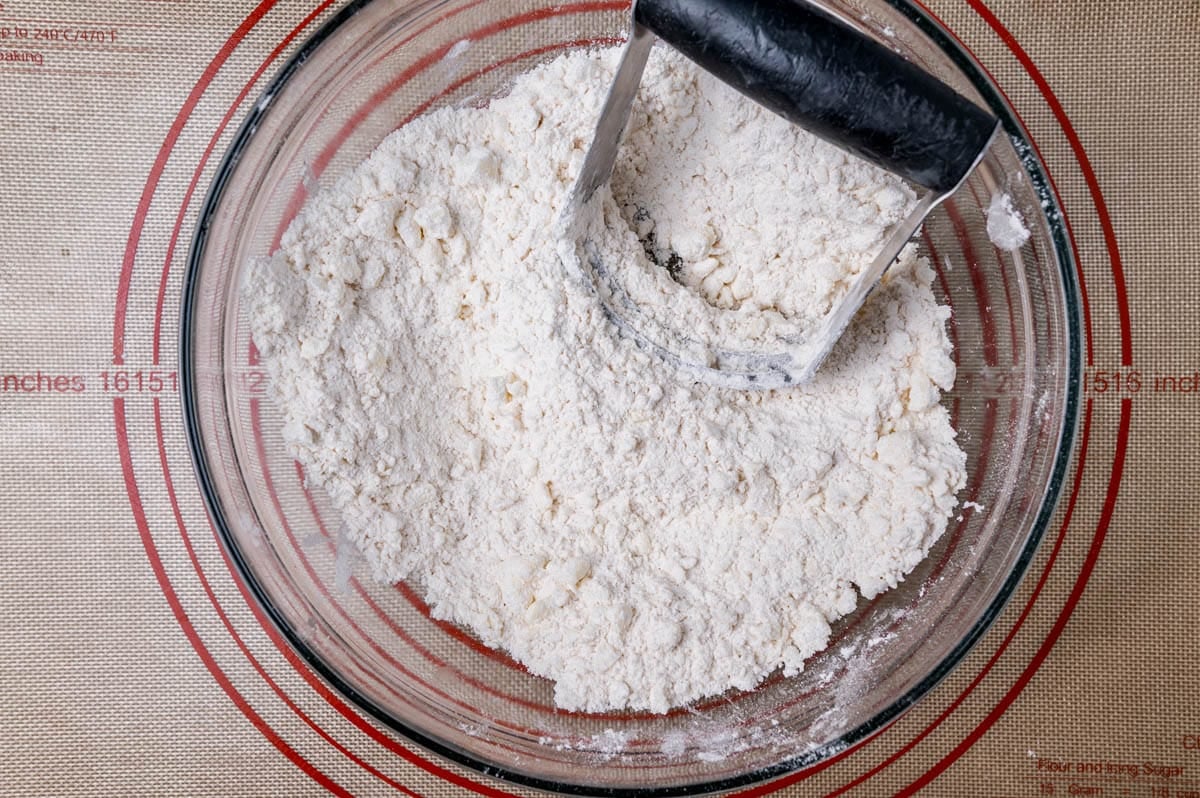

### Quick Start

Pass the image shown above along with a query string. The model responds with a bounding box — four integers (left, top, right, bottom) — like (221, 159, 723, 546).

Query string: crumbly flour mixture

(247, 46, 967, 713)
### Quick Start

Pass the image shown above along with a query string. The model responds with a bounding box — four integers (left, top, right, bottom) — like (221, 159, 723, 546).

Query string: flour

(569, 51, 921, 366)
(986, 191, 1031, 251)
(246, 45, 967, 714)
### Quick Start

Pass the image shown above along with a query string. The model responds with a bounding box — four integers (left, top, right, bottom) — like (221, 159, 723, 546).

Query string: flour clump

(986, 191, 1031, 252)
(246, 45, 967, 714)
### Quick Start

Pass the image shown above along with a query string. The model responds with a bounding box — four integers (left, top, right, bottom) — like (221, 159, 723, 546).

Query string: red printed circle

(111, 0, 1130, 795)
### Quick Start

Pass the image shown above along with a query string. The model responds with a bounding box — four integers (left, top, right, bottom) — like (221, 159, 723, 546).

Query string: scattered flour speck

(986, 192, 1031, 251)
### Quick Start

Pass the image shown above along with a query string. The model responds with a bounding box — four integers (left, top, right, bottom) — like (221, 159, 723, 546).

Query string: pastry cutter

(563, 0, 1001, 389)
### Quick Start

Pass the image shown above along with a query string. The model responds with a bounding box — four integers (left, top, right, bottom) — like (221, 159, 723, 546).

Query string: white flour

(247, 46, 966, 714)
(577, 51, 921, 360)
(986, 191, 1031, 251)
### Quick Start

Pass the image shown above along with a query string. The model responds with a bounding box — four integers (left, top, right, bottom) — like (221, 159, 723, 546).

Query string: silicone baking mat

(1, 0, 1195, 795)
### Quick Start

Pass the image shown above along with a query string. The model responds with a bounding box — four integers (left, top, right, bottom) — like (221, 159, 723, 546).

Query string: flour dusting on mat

(246, 46, 966, 714)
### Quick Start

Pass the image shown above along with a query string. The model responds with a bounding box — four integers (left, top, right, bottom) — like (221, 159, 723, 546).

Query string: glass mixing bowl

(182, 0, 1082, 793)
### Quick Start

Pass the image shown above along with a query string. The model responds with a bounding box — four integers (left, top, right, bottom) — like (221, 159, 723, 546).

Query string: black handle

(634, 0, 997, 193)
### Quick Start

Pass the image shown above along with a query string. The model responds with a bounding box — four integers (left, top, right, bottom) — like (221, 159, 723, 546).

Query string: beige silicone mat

(1, 0, 1195, 795)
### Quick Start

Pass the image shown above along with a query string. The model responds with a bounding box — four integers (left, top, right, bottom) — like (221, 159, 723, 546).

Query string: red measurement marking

(100, 370, 178, 394)
(112, 0, 272, 366)
(1154, 372, 1200, 393)
(998, 15, 1130, 366)
(897, 399, 1129, 797)
(741, 3, 1122, 794)
(883, 1, 1129, 794)
(111, 0, 376, 792)
(151, 0, 338, 364)
(1082, 369, 1143, 395)
(150, 400, 427, 798)
(114, 397, 350, 797)
(0, 371, 85, 393)
(130, 0, 467, 788)
(815, 399, 1095, 798)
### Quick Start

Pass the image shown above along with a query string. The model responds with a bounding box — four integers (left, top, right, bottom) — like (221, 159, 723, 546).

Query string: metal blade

(571, 24, 656, 208)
